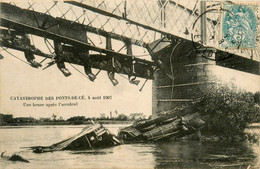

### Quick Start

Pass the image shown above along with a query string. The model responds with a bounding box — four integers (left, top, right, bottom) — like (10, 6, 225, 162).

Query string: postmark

(191, 7, 236, 61)
(191, 1, 259, 61)
(220, 3, 258, 49)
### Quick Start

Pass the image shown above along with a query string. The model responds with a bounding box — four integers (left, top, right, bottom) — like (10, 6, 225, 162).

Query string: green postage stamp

(221, 2, 258, 49)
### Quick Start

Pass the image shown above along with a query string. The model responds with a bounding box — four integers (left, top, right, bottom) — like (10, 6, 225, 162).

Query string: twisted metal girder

(0, 3, 155, 79)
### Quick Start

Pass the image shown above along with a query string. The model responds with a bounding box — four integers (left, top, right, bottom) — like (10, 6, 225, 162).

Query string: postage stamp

(220, 3, 258, 49)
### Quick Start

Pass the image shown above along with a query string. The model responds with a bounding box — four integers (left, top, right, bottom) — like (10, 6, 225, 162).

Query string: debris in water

(1, 151, 30, 163)
(30, 123, 120, 153)
(118, 113, 205, 142)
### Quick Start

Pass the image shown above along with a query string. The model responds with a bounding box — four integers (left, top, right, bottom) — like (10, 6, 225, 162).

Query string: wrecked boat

(30, 123, 120, 153)
(118, 113, 205, 142)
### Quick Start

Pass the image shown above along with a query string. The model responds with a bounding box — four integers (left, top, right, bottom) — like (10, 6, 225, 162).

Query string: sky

(0, 37, 153, 120)
(0, 1, 156, 120)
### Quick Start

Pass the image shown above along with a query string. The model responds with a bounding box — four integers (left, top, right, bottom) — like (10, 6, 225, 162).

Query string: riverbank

(0, 120, 133, 126)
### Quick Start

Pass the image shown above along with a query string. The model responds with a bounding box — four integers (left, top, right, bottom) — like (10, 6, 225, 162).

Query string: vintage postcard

(0, 0, 259, 168)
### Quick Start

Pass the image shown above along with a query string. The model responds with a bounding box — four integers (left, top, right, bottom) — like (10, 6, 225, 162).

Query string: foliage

(67, 116, 87, 122)
(193, 84, 260, 139)
(99, 113, 107, 120)
(115, 114, 129, 121)
(52, 114, 57, 121)
(0, 114, 13, 125)
(254, 91, 260, 105)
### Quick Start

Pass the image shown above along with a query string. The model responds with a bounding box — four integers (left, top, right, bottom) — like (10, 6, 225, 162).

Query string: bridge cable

(117, 73, 130, 80)
(169, 41, 181, 109)
(1, 47, 31, 66)
(68, 63, 92, 81)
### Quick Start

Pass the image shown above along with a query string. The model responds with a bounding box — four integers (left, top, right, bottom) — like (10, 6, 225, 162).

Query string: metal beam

(0, 3, 146, 47)
(0, 29, 53, 58)
(66, 1, 173, 37)
(67, 1, 219, 43)
(0, 29, 154, 79)
(58, 45, 155, 79)
(0, 3, 153, 61)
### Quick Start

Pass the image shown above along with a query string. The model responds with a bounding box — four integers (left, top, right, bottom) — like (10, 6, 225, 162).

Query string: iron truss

(0, 1, 259, 84)
(0, 2, 156, 83)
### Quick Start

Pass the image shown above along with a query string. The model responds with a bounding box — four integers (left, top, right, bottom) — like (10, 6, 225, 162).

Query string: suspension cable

(169, 41, 181, 108)
(117, 73, 129, 80)
(1, 47, 31, 66)
(68, 63, 91, 81)
(44, 38, 55, 54)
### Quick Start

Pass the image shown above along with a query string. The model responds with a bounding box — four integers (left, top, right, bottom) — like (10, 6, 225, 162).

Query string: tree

(193, 84, 260, 138)
(99, 113, 106, 120)
(67, 116, 86, 122)
(58, 116, 64, 122)
(0, 114, 13, 125)
(52, 114, 57, 121)
(116, 114, 129, 121)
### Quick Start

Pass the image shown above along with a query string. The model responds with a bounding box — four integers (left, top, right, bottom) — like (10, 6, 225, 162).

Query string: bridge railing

(8, 0, 260, 62)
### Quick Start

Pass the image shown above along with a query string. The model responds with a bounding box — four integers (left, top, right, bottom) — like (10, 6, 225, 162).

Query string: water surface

(0, 124, 259, 168)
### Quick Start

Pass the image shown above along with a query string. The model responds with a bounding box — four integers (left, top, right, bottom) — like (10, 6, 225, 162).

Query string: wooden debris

(118, 112, 205, 142)
(30, 123, 120, 153)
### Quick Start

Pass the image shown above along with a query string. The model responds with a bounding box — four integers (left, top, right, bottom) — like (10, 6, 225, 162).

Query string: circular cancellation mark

(191, 6, 245, 61)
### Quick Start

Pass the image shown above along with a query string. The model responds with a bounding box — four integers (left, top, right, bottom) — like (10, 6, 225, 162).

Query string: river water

(0, 124, 259, 169)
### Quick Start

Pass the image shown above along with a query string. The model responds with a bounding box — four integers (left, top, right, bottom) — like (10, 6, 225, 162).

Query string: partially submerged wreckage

(1, 151, 30, 163)
(30, 110, 205, 153)
(118, 113, 205, 142)
(31, 123, 120, 153)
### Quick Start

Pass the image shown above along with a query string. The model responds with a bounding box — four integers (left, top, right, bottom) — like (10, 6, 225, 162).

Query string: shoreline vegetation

(1, 122, 260, 128)
(0, 119, 133, 126)
(0, 113, 140, 126)
(0, 119, 260, 128)
(192, 85, 260, 140)
(1, 84, 259, 142)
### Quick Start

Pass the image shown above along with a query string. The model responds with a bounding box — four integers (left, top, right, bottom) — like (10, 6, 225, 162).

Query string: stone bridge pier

(151, 41, 260, 117)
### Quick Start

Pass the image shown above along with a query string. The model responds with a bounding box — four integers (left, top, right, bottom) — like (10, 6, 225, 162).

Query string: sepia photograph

(0, 0, 260, 168)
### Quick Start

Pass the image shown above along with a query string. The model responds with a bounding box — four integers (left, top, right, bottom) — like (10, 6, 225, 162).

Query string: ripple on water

(0, 125, 260, 168)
